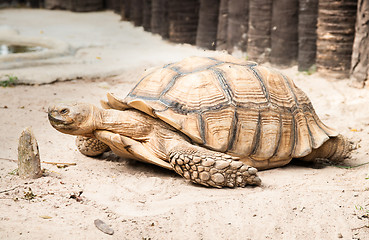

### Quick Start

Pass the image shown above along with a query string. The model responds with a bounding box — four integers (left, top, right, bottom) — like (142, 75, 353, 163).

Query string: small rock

(337, 233, 343, 238)
(18, 127, 42, 179)
(94, 219, 114, 235)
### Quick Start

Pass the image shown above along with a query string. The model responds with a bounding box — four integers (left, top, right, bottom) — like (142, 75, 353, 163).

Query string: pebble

(18, 127, 42, 179)
(94, 219, 114, 235)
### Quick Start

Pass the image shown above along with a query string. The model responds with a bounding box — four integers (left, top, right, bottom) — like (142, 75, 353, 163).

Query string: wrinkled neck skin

(96, 108, 189, 160)
(97, 108, 158, 141)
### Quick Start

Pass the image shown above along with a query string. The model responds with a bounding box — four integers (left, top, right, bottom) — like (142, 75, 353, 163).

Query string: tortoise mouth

(48, 111, 75, 129)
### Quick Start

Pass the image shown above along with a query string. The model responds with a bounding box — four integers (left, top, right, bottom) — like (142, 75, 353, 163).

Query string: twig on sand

(0, 157, 17, 162)
(0, 158, 76, 166)
(0, 185, 20, 194)
(41, 161, 76, 166)
(352, 225, 369, 231)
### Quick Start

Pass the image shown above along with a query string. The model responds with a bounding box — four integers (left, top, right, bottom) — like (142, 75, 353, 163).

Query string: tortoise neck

(98, 109, 154, 141)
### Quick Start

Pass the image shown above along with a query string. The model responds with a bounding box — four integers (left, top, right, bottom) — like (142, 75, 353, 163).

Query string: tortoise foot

(169, 151, 261, 188)
(75, 136, 110, 156)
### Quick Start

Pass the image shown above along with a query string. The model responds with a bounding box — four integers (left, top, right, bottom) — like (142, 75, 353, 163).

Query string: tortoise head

(48, 103, 99, 136)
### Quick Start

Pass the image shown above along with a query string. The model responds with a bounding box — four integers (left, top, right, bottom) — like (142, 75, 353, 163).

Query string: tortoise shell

(104, 54, 338, 169)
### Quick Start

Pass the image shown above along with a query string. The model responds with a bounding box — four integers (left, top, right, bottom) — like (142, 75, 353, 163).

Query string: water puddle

(0, 44, 47, 55)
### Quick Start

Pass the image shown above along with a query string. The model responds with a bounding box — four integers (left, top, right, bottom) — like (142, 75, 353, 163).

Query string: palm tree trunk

(168, 0, 200, 44)
(350, 0, 369, 88)
(28, 0, 41, 7)
(216, 0, 229, 51)
(316, 0, 357, 78)
(131, 0, 144, 27)
(44, 0, 68, 10)
(227, 0, 249, 53)
(151, 0, 169, 38)
(112, 0, 122, 13)
(247, 0, 272, 63)
(270, 0, 298, 66)
(196, 0, 220, 50)
(122, 0, 131, 21)
(298, 0, 318, 71)
(143, 0, 152, 32)
(69, 0, 104, 12)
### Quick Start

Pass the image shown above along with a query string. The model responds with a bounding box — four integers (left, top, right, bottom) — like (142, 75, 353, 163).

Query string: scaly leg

(75, 136, 110, 156)
(168, 145, 261, 188)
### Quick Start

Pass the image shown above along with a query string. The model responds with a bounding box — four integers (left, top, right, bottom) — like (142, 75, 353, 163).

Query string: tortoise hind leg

(75, 136, 110, 156)
(168, 144, 261, 188)
(301, 134, 353, 162)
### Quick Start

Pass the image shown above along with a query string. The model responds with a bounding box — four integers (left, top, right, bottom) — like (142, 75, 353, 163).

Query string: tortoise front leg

(168, 145, 261, 188)
(75, 136, 110, 156)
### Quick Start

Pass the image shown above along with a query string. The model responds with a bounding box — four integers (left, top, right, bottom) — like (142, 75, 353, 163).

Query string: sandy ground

(1, 9, 369, 240)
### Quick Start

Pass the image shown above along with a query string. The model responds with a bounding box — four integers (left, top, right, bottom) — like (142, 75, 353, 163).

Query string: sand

(0, 9, 369, 240)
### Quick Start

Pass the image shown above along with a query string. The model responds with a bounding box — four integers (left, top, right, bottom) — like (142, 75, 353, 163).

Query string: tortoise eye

(60, 108, 69, 114)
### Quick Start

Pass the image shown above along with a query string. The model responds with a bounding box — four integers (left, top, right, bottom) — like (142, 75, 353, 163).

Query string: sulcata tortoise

(48, 54, 352, 188)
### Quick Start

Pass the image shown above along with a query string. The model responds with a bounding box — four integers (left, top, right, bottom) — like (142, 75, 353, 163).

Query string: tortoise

(48, 54, 352, 188)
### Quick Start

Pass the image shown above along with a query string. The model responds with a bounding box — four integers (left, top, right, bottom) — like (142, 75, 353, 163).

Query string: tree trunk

(298, 0, 318, 71)
(122, 0, 131, 20)
(216, 0, 229, 51)
(45, 0, 103, 12)
(69, 0, 104, 12)
(105, 0, 114, 9)
(227, 0, 249, 53)
(143, 0, 152, 31)
(112, 0, 122, 13)
(44, 0, 68, 10)
(270, 0, 298, 66)
(168, 0, 200, 44)
(196, 0, 220, 50)
(316, 0, 357, 78)
(247, 0, 272, 63)
(151, 0, 169, 38)
(350, 0, 369, 88)
(28, 0, 42, 8)
(131, 0, 144, 27)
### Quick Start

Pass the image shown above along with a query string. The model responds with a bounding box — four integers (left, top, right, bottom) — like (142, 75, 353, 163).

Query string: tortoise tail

(301, 134, 353, 162)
